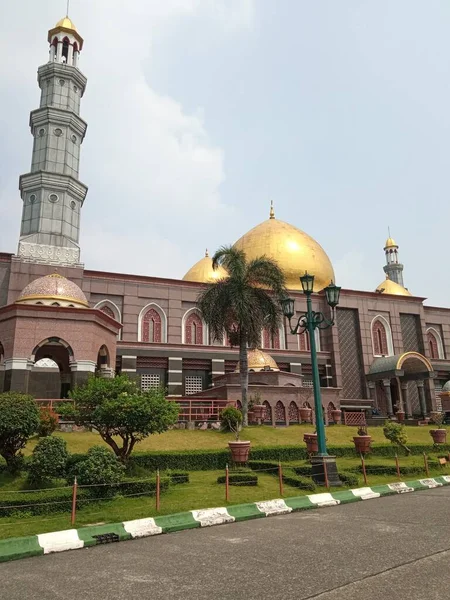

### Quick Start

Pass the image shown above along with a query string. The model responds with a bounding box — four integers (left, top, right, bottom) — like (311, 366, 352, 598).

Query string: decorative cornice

(38, 62, 87, 91)
(29, 107, 87, 139)
(19, 172, 88, 204)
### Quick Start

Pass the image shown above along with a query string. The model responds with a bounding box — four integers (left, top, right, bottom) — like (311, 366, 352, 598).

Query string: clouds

(0, 0, 253, 275)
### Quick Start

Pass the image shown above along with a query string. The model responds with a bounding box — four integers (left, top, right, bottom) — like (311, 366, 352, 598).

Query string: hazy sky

(1, 1, 449, 305)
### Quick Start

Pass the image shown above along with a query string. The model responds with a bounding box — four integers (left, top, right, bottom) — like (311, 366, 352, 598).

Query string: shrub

(217, 471, 258, 486)
(66, 375, 179, 462)
(220, 406, 243, 440)
(167, 471, 189, 485)
(339, 471, 360, 487)
(383, 421, 411, 455)
(73, 446, 125, 498)
(282, 470, 316, 492)
(28, 436, 69, 484)
(0, 392, 40, 473)
(38, 407, 59, 437)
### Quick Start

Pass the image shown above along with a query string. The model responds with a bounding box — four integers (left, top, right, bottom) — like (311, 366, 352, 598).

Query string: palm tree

(197, 246, 287, 426)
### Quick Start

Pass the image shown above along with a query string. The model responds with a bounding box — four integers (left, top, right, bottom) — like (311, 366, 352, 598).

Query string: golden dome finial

(269, 200, 275, 219)
(205, 248, 209, 257)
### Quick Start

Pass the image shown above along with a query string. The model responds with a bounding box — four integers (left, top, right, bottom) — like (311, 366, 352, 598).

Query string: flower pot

(353, 435, 372, 454)
(303, 433, 318, 454)
(331, 409, 342, 424)
(248, 410, 256, 424)
(430, 429, 447, 444)
(396, 411, 405, 423)
(228, 441, 251, 464)
(252, 405, 265, 421)
(300, 408, 312, 423)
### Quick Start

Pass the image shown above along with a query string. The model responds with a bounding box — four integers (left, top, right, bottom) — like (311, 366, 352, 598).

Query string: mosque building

(1, 16, 449, 423)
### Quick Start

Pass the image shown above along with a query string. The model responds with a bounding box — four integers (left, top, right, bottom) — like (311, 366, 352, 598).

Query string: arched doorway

(97, 345, 110, 375)
(31, 338, 73, 399)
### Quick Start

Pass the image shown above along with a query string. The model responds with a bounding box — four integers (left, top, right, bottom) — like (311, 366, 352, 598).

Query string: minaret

(383, 234, 404, 286)
(17, 16, 88, 266)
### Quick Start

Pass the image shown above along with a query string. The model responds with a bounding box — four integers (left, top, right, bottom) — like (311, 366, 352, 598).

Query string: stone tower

(17, 16, 88, 267)
(383, 235, 404, 286)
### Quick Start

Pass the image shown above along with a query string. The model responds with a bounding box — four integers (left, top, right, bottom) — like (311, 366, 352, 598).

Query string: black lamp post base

(310, 455, 342, 487)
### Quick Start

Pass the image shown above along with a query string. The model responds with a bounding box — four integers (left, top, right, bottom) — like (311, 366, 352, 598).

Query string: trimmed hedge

(168, 471, 189, 485)
(350, 461, 439, 476)
(249, 460, 315, 492)
(217, 472, 258, 486)
(339, 472, 360, 487)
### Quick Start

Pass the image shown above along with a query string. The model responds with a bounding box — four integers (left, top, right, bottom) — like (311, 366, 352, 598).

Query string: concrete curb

(0, 475, 448, 563)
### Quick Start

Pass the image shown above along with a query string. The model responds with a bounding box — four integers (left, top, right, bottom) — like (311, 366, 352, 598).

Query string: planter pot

(429, 411, 440, 424)
(300, 408, 312, 423)
(252, 405, 265, 421)
(396, 411, 405, 423)
(430, 429, 447, 444)
(353, 435, 372, 454)
(331, 409, 342, 424)
(228, 441, 251, 464)
(248, 410, 256, 424)
(303, 433, 318, 454)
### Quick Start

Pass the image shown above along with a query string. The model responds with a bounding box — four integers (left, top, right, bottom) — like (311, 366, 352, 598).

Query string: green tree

(73, 446, 125, 498)
(197, 246, 286, 425)
(28, 436, 69, 484)
(0, 392, 40, 473)
(63, 375, 179, 462)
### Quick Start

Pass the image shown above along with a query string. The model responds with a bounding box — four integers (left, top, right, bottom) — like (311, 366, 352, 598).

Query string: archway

(275, 401, 286, 425)
(31, 338, 74, 399)
(288, 401, 299, 424)
(97, 345, 110, 374)
(263, 401, 272, 424)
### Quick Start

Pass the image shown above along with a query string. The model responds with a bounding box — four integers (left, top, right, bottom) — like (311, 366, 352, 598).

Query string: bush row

(248, 460, 316, 491)
(350, 461, 439, 476)
(217, 472, 258, 486)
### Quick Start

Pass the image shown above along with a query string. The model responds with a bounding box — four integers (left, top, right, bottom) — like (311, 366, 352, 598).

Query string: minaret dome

(48, 16, 84, 66)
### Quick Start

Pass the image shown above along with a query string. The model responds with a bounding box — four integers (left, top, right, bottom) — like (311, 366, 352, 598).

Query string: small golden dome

(16, 273, 89, 308)
(385, 237, 398, 249)
(234, 207, 335, 292)
(182, 250, 228, 284)
(55, 17, 78, 32)
(235, 348, 280, 372)
(375, 276, 412, 297)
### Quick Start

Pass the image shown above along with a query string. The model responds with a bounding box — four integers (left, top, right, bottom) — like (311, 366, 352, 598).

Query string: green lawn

(0, 453, 447, 541)
(24, 424, 441, 455)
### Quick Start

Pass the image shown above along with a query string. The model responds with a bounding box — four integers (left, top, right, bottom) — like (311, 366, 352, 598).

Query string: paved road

(2, 487, 450, 599)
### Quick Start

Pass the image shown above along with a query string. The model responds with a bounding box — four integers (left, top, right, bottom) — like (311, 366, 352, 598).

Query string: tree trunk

(239, 335, 249, 426)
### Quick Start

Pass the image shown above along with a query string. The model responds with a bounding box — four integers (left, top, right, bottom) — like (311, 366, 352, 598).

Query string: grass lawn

(0, 453, 447, 541)
(24, 424, 441, 455)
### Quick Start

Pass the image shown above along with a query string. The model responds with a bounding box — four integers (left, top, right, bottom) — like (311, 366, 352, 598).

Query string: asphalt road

(2, 488, 450, 599)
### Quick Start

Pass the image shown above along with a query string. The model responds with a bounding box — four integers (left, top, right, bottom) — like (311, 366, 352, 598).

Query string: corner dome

(375, 276, 412, 297)
(233, 207, 335, 292)
(384, 237, 398, 249)
(183, 250, 228, 284)
(235, 348, 280, 372)
(16, 274, 89, 308)
(55, 16, 78, 32)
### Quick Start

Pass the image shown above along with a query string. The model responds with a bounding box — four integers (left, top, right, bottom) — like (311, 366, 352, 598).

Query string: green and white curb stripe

(1, 476, 449, 563)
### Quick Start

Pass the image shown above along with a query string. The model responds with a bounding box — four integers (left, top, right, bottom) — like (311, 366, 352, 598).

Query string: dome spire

(205, 248, 209, 257)
(269, 200, 275, 219)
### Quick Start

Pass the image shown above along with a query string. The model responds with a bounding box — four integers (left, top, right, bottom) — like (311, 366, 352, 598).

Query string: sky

(1, 1, 450, 305)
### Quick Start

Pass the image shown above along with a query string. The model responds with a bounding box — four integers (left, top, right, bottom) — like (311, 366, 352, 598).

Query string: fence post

(225, 464, 230, 502)
(278, 461, 284, 497)
(323, 458, 330, 490)
(71, 477, 78, 526)
(395, 454, 401, 480)
(156, 469, 161, 512)
(423, 453, 430, 478)
(360, 453, 368, 486)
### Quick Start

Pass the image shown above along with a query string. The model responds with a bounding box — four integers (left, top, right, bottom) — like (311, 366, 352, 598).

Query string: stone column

(211, 359, 224, 387)
(417, 380, 427, 418)
(324, 363, 333, 387)
(56, 40, 62, 63)
(70, 360, 96, 388)
(167, 357, 183, 397)
(2, 358, 33, 393)
(68, 44, 74, 66)
(383, 379, 394, 417)
(401, 382, 412, 419)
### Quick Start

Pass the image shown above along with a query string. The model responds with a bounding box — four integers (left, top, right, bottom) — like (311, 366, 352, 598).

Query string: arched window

(62, 37, 70, 63)
(95, 301, 122, 340)
(142, 308, 162, 343)
(100, 305, 115, 320)
(262, 328, 281, 350)
(371, 316, 393, 357)
(185, 312, 203, 345)
(0, 342, 4, 365)
(427, 328, 444, 360)
(299, 331, 310, 352)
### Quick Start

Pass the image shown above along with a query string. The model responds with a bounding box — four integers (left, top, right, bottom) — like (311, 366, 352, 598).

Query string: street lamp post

(282, 273, 342, 486)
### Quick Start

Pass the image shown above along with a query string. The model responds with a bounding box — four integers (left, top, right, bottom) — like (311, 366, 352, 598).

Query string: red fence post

(361, 453, 368, 486)
(278, 461, 284, 497)
(225, 464, 230, 502)
(323, 458, 330, 490)
(71, 477, 78, 526)
(156, 469, 161, 512)
(395, 454, 401, 480)
(424, 453, 430, 478)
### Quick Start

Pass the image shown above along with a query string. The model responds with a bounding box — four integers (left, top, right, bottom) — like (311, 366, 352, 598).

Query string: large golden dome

(16, 274, 89, 308)
(183, 250, 228, 284)
(233, 206, 335, 292)
(375, 276, 412, 297)
(235, 348, 279, 372)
